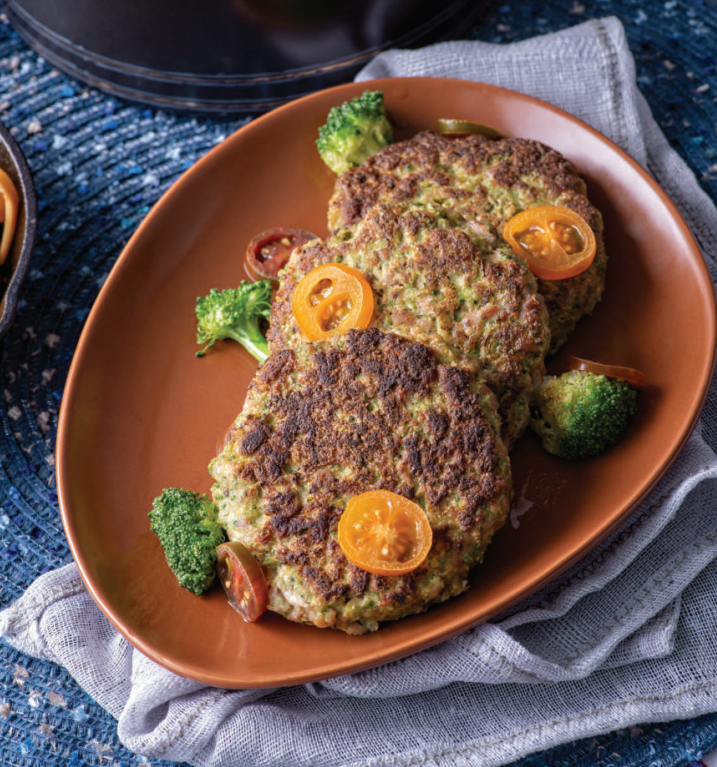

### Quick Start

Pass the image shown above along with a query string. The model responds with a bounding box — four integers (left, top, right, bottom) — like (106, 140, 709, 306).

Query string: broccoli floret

(316, 90, 393, 175)
(529, 370, 638, 460)
(195, 280, 272, 362)
(149, 487, 227, 595)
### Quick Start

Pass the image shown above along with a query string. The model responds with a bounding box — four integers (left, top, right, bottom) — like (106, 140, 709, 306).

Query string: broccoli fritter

(328, 130, 607, 353)
(149, 488, 227, 595)
(268, 201, 550, 447)
(529, 370, 639, 460)
(209, 328, 513, 634)
(316, 90, 393, 175)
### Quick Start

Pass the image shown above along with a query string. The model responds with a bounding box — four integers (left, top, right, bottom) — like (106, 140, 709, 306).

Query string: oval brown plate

(56, 78, 716, 688)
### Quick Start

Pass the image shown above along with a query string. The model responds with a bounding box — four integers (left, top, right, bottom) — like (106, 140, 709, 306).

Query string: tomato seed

(309, 279, 334, 306)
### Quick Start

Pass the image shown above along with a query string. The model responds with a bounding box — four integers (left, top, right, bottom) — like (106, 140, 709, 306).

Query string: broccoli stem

(225, 326, 268, 364)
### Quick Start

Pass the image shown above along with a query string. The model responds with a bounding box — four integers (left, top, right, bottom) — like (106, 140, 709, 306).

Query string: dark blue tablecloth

(1, 1, 717, 765)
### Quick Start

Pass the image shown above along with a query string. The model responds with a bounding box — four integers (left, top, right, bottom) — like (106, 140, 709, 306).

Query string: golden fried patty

(328, 130, 607, 352)
(209, 328, 512, 633)
(268, 201, 550, 447)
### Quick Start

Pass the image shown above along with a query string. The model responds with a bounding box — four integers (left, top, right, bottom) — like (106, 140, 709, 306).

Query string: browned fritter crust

(328, 131, 594, 228)
(268, 202, 550, 447)
(328, 130, 607, 352)
(210, 328, 513, 633)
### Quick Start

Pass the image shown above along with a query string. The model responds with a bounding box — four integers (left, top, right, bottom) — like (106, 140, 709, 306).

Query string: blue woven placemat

(1, 1, 716, 765)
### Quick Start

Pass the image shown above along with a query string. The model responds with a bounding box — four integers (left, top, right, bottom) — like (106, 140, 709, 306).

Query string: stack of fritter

(210, 131, 606, 633)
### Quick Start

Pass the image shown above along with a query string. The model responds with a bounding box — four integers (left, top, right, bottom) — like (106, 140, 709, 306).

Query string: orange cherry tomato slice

(503, 205, 597, 280)
(245, 227, 317, 283)
(216, 541, 268, 622)
(0, 167, 18, 266)
(437, 118, 501, 140)
(292, 262, 374, 342)
(337, 490, 433, 576)
(567, 355, 646, 389)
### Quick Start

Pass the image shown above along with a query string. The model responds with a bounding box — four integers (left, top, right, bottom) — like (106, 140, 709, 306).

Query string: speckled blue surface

(1, 1, 717, 766)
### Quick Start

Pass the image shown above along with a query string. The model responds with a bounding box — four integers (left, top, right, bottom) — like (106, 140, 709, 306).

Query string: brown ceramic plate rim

(56, 78, 717, 688)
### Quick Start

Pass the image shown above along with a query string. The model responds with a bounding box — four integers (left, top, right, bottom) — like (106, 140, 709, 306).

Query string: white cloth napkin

(4, 16, 717, 767)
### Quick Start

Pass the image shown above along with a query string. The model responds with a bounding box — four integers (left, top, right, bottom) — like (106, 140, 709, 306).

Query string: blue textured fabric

(1, 1, 716, 766)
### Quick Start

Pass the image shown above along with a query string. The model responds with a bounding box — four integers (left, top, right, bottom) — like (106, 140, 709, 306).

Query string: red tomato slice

(216, 541, 268, 622)
(245, 228, 317, 282)
(567, 355, 646, 389)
